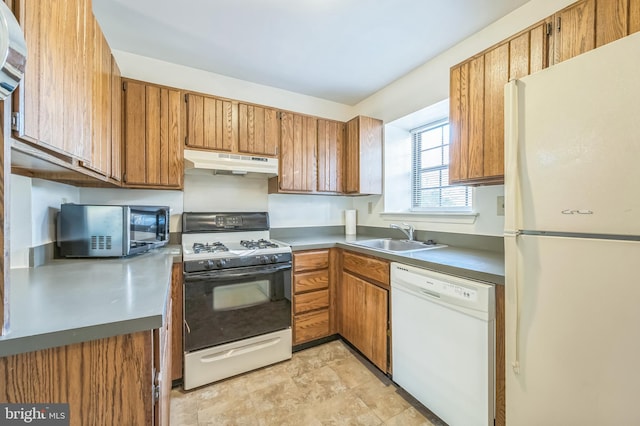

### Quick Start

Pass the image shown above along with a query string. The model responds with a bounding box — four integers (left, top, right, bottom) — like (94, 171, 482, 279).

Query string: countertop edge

(286, 237, 504, 285)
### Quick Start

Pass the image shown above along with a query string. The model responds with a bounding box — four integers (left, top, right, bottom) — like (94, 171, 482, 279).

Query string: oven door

(183, 263, 292, 353)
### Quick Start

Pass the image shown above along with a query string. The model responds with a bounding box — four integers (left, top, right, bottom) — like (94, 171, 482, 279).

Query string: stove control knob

(216, 259, 227, 268)
(206, 259, 214, 269)
(270, 255, 279, 263)
(260, 255, 269, 264)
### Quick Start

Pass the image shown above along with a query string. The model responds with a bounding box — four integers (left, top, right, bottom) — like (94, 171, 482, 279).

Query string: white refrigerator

(503, 32, 640, 425)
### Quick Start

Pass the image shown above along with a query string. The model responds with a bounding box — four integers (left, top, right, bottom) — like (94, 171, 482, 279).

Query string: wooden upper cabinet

(84, 19, 112, 177)
(551, 0, 596, 64)
(631, 0, 640, 34)
(185, 93, 237, 152)
(122, 80, 183, 188)
(238, 104, 279, 156)
(317, 119, 344, 193)
(12, 0, 92, 161)
(111, 56, 122, 182)
(344, 116, 383, 195)
(278, 112, 317, 192)
(449, 22, 547, 186)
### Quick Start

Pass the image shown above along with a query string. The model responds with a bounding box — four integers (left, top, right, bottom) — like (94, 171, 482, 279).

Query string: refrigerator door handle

(505, 235, 521, 375)
(504, 80, 520, 234)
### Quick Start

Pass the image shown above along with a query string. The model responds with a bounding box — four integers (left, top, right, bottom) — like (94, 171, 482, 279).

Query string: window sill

(380, 211, 478, 225)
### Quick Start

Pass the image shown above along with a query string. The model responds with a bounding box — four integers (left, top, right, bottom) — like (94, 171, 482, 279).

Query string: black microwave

(57, 204, 170, 257)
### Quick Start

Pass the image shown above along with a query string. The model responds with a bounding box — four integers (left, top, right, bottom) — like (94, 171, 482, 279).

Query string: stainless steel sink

(350, 238, 446, 253)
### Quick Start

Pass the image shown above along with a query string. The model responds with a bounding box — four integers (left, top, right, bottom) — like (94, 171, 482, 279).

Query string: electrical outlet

(497, 196, 505, 216)
(367, 201, 373, 214)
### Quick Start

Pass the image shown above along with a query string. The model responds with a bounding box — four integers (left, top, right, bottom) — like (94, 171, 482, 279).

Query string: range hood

(184, 149, 278, 177)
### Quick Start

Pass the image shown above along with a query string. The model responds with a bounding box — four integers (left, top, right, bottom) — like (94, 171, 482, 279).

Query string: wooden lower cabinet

(0, 303, 172, 426)
(292, 250, 333, 345)
(338, 250, 390, 373)
(170, 263, 183, 382)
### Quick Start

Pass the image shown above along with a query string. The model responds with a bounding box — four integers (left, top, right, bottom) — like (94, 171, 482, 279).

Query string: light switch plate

(497, 196, 505, 216)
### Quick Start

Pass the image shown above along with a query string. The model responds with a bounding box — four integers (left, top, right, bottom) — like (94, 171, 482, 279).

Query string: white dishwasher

(391, 262, 495, 426)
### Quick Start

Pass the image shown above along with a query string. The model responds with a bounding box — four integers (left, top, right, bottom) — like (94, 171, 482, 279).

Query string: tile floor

(170, 339, 447, 425)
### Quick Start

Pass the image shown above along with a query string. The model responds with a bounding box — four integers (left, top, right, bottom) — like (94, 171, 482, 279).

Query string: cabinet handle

(546, 22, 552, 36)
(557, 17, 561, 32)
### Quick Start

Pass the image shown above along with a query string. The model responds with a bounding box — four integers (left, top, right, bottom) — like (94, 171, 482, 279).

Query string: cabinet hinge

(123, 173, 127, 182)
(153, 383, 160, 403)
(546, 22, 552, 36)
(185, 136, 188, 145)
(122, 81, 127, 91)
(556, 17, 561, 32)
(11, 112, 20, 131)
(184, 94, 188, 103)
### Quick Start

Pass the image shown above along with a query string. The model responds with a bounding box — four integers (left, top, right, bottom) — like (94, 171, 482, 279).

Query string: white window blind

(411, 121, 472, 210)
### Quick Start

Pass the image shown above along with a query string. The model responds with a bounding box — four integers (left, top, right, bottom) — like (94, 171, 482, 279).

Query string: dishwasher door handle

(419, 288, 441, 299)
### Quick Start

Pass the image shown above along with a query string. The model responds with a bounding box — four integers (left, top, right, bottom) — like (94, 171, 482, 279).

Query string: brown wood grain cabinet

(83, 19, 112, 177)
(185, 93, 237, 152)
(238, 103, 280, 156)
(317, 119, 344, 193)
(344, 116, 383, 195)
(0, 302, 172, 426)
(110, 56, 122, 182)
(12, 0, 93, 161)
(339, 250, 389, 372)
(450, 22, 547, 185)
(277, 112, 317, 192)
(292, 250, 332, 345)
(122, 79, 183, 189)
(632, 0, 640, 33)
(171, 263, 183, 382)
(549, 0, 596, 64)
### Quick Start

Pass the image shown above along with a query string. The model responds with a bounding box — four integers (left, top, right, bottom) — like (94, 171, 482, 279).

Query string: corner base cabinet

(0, 301, 172, 426)
(338, 250, 389, 372)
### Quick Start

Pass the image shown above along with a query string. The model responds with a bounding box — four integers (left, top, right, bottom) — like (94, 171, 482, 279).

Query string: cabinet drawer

(294, 270, 329, 293)
(294, 289, 329, 314)
(294, 250, 329, 272)
(294, 309, 330, 344)
(343, 251, 390, 287)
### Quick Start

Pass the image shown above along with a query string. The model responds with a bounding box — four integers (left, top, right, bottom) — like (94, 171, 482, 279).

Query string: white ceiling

(94, 0, 529, 105)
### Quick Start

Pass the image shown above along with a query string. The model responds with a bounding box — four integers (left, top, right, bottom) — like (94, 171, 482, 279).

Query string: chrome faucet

(390, 223, 415, 241)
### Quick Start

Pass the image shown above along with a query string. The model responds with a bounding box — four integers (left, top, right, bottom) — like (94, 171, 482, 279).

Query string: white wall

(9, 176, 80, 268)
(269, 194, 354, 228)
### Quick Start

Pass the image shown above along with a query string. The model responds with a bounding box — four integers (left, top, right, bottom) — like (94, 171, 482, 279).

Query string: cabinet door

(340, 271, 366, 350)
(279, 112, 317, 192)
(553, 0, 596, 64)
(123, 81, 183, 188)
(186, 94, 237, 152)
(111, 56, 122, 182)
(364, 281, 388, 372)
(632, 0, 640, 34)
(467, 55, 485, 180)
(344, 116, 382, 194)
(86, 21, 112, 176)
(238, 104, 279, 156)
(596, 0, 628, 47)
(317, 119, 344, 193)
(482, 42, 509, 180)
(13, 0, 91, 161)
(448, 64, 467, 183)
(509, 23, 548, 80)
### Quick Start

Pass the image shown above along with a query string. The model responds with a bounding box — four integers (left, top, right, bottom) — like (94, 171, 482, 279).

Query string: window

(411, 121, 472, 210)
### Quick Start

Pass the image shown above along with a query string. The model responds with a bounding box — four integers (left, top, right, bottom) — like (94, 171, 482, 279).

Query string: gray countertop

(0, 246, 181, 357)
(278, 234, 504, 285)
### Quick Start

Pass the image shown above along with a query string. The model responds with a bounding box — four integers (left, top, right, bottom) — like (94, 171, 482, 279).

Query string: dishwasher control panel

(391, 263, 495, 318)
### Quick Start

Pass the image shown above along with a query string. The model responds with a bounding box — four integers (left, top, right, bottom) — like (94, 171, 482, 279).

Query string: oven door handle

(185, 263, 291, 281)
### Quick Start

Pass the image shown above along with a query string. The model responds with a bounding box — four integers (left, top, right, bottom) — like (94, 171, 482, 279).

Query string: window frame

(410, 120, 473, 212)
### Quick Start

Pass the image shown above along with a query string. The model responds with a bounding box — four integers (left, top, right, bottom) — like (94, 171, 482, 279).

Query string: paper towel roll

(345, 210, 356, 235)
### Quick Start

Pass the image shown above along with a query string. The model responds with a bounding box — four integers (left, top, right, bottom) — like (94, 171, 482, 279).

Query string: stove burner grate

(192, 242, 229, 254)
(240, 239, 280, 250)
